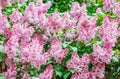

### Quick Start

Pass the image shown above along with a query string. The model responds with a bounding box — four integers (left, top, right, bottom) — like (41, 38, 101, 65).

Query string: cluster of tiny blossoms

(0, 0, 120, 79)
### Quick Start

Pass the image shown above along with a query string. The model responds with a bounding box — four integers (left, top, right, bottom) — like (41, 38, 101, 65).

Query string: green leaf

(35, 29, 44, 34)
(44, 41, 50, 52)
(0, 45, 4, 53)
(30, 69, 38, 76)
(0, 75, 6, 79)
(62, 41, 71, 48)
(55, 71, 63, 78)
(32, 77, 39, 79)
(97, 0, 102, 3)
(111, 14, 117, 19)
(88, 62, 93, 71)
(115, 49, 120, 55)
(0, 35, 7, 44)
(71, 47, 77, 51)
(112, 56, 119, 62)
(69, 69, 75, 74)
(54, 64, 64, 71)
(63, 72, 71, 79)
(39, 65, 46, 73)
(0, 53, 6, 62)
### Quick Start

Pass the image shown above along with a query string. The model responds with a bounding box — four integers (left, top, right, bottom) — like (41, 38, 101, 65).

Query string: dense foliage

(0, 0, 120, 79)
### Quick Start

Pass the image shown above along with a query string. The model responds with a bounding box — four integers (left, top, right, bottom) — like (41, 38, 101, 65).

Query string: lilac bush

(0, 0, 120, 79)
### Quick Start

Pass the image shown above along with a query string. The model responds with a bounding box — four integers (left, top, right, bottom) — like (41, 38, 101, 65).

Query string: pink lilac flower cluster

(69, 3, 98, 43)
(71, 69, 96, 79)
(49, 36, 68, 64)
(67, 51, 90, 73)
(99, 17, 118, 48)
(103, 0, 115, 12)
(0, 0, 11, 7)
(103, 0, 120, 21)
(90, 44, 112, 78)
(113, 2, 120, 18)
(77, 15, 98, 43)
(43, 2, 98, 43)
(21, 35, 50, 69)
(24, 0, 51, 24)
(3, 64, 17, 79)
(0, 14, 9, 35)
(39, 64, 53, 79)
(12, 23, 34, 43)
(1, 0, 120, 79)
(68, 43, 112, 79)
(10, 9, 24, 24)
(118, 28, 120, 36)
(5, 35, 19, 59)
(91, 44, 112, 64)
